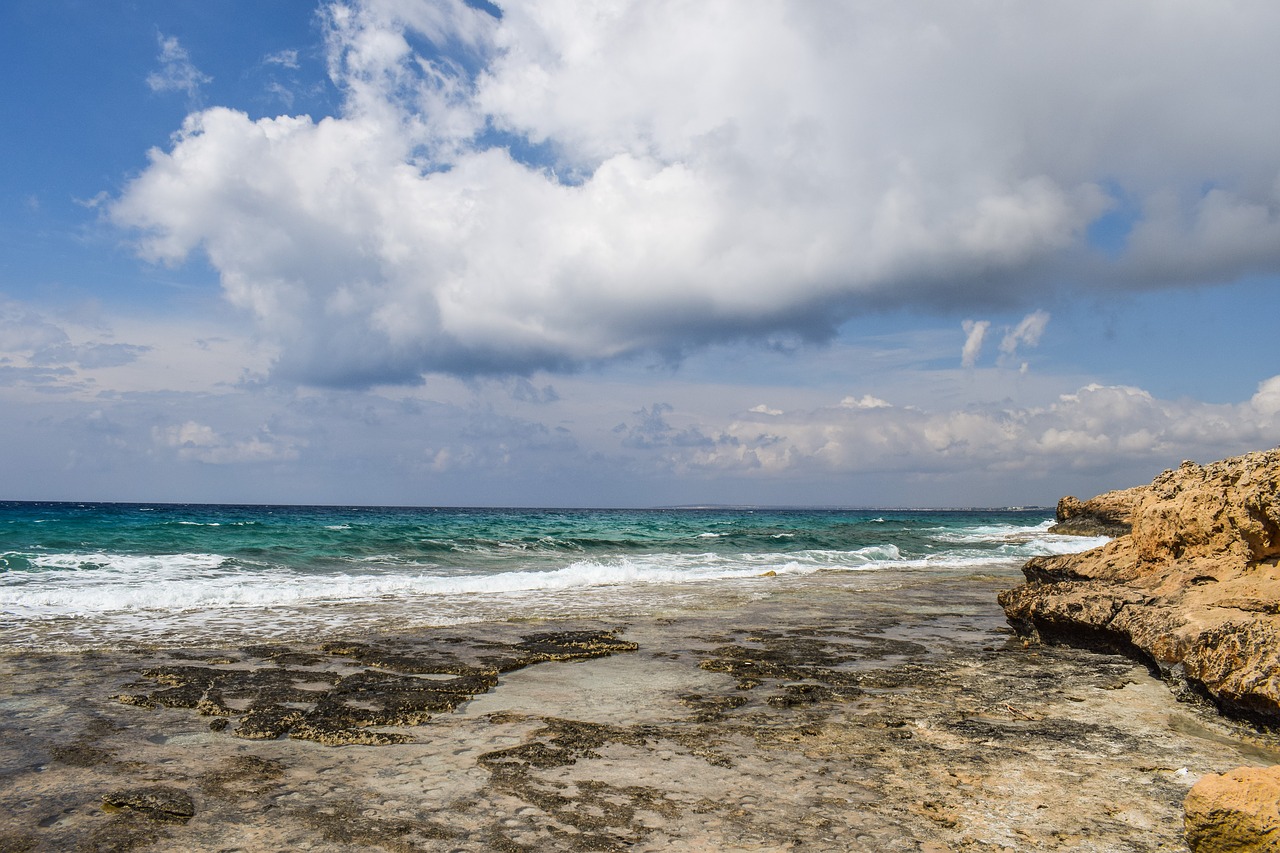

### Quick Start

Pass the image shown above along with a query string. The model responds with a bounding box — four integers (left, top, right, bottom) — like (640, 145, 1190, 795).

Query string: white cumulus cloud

(111, 1, 1280, 388)
(998, 310, 1051, 368)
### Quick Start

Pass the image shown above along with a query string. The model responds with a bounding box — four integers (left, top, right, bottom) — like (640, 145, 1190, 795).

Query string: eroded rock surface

(1050, 486, 1146, 536)
(101, 786, 195, 823)
(1184, 765, 1280, 852)
(1000, 448, 1280, 724)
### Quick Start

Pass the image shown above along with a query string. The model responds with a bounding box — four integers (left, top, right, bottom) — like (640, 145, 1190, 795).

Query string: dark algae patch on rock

(101, 786, 195, 823)
(113, 630, 635, 746)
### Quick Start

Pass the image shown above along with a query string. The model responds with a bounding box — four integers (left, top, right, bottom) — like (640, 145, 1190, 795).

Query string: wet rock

(49, 743, 113, 767)
(677, 693, 748, 722)
(296, 800, 458, 849)
(768, 683, 838, 707)
(200, 755, 285, 801)
(0, 833, 36, 852)
(695, 627, 894, 696)
(6, 601, 1278, 852)
(486, 631, 641, 671)
(478, 718, 677, 849)
(114, 630, 637, 745)
(101, 786, 195, 823)
(1184, 765, 1280, 852)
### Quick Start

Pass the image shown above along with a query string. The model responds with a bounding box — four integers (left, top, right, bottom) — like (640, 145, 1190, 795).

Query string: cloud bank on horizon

(109, 0, 1280, 388)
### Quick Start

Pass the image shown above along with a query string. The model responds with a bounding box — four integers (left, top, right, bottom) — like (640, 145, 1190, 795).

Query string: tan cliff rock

(1002, 449, 1280, 850)
(999, 448, 1280, 723)
(1049, 485, 1146, 536)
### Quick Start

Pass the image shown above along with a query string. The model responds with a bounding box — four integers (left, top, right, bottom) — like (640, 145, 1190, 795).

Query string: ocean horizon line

(0, 498, 1054, 514)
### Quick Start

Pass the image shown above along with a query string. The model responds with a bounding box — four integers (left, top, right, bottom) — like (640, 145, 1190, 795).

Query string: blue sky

(2, 0, 1278, 507)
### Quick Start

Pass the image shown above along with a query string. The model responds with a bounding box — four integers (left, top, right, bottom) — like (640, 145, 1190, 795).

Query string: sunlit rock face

(1184, 765, 1280, 853)
(1000, 447, 1280, 724)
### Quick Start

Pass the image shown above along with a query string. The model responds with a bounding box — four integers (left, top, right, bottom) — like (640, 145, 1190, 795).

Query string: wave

(927, 519, 1055, 542)
(1, 544, 915, 617)
(25, 552, 230, 574)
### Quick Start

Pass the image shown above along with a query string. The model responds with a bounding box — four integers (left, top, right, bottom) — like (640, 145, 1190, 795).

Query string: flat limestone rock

(1185, 765, 1280, 852)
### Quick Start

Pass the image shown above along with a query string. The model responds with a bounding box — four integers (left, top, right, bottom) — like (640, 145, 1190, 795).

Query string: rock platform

(2, 571, 1275, 851)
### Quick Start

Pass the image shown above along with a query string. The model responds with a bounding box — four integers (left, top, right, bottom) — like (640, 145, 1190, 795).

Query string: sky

(1, 0, 1279, 508)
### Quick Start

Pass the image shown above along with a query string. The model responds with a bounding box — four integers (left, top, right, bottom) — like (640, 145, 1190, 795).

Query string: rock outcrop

(999, 448, 1280, 724)
(1049, 486, 1146, 536)
(1184, 765, 1280, 852)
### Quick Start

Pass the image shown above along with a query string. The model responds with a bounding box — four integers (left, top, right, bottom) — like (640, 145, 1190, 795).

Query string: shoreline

(2, 572, 1276, 851)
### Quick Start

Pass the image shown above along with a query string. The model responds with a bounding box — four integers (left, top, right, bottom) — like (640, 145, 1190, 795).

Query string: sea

(0, 502, 1106, 650)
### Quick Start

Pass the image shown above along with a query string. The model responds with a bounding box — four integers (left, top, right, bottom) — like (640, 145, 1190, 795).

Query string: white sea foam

(27, 552, 229, 573)
(928, 519, 1055, 542)
(929, 520, 1105, 557)
(0, 544, 913, 621)
(0, 512, 1098, 648)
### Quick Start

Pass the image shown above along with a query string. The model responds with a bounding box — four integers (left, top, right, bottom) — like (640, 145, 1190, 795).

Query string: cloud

(840, 395, 892, 410)
(960, 320, 989, 368)
(509, 377, 559, 404)
(154, 420, 301, 464)
(1250, 375, 1280, 417)
(998, 310, 1050, 370)
(112, 1, 1280, 387)
(147, 35, 212, 98)
(264, 49, 300, 69)
(613, 403, 718, 451)
(672, 377, 1280, 482)
(0, 302, 149, 386)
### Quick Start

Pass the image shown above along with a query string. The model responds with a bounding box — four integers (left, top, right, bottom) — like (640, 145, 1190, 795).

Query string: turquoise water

(0, 502, 1101, 648)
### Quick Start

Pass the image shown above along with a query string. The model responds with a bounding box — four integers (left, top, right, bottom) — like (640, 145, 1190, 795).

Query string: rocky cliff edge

(999, 448, 1280, 724)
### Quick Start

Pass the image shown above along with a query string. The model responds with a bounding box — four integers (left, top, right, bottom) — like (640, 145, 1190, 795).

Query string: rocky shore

(999, 447, 1280, 851)
(2, 568, 1277, 852)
